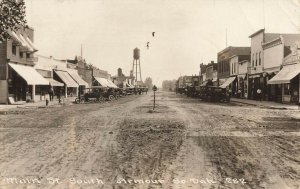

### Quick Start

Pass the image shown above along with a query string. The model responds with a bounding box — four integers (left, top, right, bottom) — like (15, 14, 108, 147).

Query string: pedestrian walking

(237, 88, 242, 98)
(257, 88, 262, 101)
(57, 89, 62, 104)
(49, 87, 54, 101)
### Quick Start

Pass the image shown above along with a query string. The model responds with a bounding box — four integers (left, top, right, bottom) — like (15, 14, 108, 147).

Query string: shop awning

(106, 80, 118, 88)
(268, 64, 300, 84)
(54, 70, 79, 88)
(238, 74, 246, 79)
(200, 81, 208, 86)
(94, 77, 109, 87)
(24, 35, 38, 52)
(68, 71, 89, 87)
(219, 77, 236, 88)
(126, 82, 134, 88)
(19, 34, 34, 52)
(8, 63, 49, 85)
(46, 78, 64, 87)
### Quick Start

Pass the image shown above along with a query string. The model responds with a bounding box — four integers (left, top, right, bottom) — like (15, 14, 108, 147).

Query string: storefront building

(248, 29, 300, 101)
(0, 27, 51, 104)
(218, 46, 250, 91)
(111, 68, 135, 88)
(268, 42, 300, 103)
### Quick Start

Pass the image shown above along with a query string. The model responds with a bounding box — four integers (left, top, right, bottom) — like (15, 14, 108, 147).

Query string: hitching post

(152, 85, 157, 110)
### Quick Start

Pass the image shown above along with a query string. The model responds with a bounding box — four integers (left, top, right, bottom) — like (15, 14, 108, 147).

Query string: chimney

(118, 68, 122, 76)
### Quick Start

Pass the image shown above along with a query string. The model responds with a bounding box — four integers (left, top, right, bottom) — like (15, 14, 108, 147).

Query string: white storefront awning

(68, 71, 89, 87)
(9, 63, 49, 85)
(268, 64, 300, 84)
(18, 34, 34, 52)
(106, 79, 118, 88)
(46, 78, 64, 87)
(126, 82, 134, 88)
(54, 70, 79, 88)
(94, 77, 109, 87)
(24, 36, 38, 51)
(219, 77, 236, 88)
(200, 81, 208, 86)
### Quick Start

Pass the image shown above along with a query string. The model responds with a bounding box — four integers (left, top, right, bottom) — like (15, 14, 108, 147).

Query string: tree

(144, 77, 153, 90)
(0, 0, 27, 41)
(162, 79, 176, 91)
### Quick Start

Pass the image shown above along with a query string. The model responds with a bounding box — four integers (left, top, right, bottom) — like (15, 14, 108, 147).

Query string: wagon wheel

(99, 96, 105, 102)
(108, 95, 114, 101)
(75, 98, 80, 104)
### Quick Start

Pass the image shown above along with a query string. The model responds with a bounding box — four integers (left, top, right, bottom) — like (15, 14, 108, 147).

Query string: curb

(231, 100, 292, 110)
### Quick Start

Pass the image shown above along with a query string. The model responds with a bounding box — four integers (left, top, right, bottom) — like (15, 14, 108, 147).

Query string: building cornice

(262, 37, 282, 50)
(249, 29, 265, 38)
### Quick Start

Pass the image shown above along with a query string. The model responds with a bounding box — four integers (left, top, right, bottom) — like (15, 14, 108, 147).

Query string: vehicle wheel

(108, 95, 114, 101)
(75, 98, 80, 104)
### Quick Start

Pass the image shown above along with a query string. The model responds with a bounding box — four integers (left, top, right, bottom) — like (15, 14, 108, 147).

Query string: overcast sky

(24, 0, 300, 86)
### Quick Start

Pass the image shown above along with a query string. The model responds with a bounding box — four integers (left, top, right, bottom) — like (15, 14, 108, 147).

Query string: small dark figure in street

(49, 87, 54, 101)
(237, 88, 242, 98)
(257, 88, 262, 101)
(57, 89, 62, 104)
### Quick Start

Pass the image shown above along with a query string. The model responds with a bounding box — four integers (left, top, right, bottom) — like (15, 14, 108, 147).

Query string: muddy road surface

(0, 91, 299, 189)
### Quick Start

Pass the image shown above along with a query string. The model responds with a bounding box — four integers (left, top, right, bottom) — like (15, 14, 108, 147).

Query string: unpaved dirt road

(0, 91, 299, 189)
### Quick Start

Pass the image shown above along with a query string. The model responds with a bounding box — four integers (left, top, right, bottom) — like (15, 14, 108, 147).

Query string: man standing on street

(49, 87, 54, 101)
(257, 88, 262, 101)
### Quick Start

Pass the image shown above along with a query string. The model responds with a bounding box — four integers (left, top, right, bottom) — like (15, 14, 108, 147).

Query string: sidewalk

(231, 98, 299, 110)
(0, 97, 76, 112)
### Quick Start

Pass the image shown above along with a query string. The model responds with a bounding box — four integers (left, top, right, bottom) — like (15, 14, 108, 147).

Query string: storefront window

(284, 84, 291, 95)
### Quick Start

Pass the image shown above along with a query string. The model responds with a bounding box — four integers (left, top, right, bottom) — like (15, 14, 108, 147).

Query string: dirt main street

(0, 91, 299, 189)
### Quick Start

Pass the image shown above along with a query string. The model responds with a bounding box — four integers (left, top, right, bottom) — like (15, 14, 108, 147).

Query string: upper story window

(259, 52, 261, 65)
(233, 62, 235, 74)
(255, 53, 258, 66)
(252, 53, 254, 67)
(12, 45, 17, 56)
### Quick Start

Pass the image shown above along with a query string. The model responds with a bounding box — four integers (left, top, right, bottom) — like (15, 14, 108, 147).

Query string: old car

(75, 86, 112, 103)
(197, 86, 230, 102)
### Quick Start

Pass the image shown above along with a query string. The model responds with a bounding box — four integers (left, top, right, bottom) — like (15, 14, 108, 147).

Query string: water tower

(132, 48, 143, 85)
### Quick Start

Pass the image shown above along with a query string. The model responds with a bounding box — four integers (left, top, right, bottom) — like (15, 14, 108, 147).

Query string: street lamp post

(152, 85, 157, 110)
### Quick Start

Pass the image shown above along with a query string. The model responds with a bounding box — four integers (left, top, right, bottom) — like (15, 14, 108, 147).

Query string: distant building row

(0, 27, 134, 104)
(182, 29, 300, 104)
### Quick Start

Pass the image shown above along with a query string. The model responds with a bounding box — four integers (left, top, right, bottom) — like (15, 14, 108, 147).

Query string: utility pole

(226, 28, 228, 48)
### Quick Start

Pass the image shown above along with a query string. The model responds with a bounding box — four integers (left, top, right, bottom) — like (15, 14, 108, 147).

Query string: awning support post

(32, 85, 35, 102)
(65, 85, 68, 98)
(299, 76, 300, 104)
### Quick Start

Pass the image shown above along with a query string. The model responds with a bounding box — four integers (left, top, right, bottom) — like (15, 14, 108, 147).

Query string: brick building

(0, 27, 50, 104)
(218, 47, 250, 93)
(248, 29, 300, 101)
(111, 68, 135, 88)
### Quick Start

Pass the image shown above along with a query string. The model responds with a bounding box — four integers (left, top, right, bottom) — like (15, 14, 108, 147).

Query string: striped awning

(46, 78, 64, 87)
(68, 71, 89, 87)
(268, 63, 300, 84)
(219, 77, 236, 88)
(9, 63, 49, 85)
(54, 70, 78, 88)
(94, 77, 109, 87)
